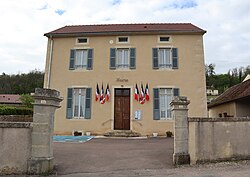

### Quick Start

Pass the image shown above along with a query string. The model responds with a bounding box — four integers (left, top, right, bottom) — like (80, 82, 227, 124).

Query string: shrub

(166, 131, 173, 138)
(0, 105, 33, 115)
(19, 94, 34, 108)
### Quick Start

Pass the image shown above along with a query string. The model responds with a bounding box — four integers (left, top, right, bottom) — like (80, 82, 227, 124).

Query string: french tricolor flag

(100, 84, 105, 104)
(105, 84, 110, 102)
(95, 84, 100, 101)
(134, 84, 139, 102)
(139, 83, 145, 104)
(145, 83, 149, 101)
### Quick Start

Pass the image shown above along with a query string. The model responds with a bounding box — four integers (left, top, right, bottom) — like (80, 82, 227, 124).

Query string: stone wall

(188, 117, 250, 164)
(0, 88, 62, 175)
(0, 122, 32, 174)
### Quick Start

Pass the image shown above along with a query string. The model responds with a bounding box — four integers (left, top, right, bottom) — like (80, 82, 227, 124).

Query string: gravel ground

(4, 160, 250, 177)
(55, 160, 250, 177)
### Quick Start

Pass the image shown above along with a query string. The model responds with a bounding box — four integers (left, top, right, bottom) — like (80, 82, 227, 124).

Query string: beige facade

(209, 99, 250, 118)
(208, 102, 236, 118)
(44, 24, 207, 136)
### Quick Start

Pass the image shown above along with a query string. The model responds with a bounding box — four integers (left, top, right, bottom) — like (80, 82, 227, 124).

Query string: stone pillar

(28, 88, 63, 174)
(171, 96, 190, 165)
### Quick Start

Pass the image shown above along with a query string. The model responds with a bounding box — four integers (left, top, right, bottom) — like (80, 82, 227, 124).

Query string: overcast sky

(0, 0, 249, 74)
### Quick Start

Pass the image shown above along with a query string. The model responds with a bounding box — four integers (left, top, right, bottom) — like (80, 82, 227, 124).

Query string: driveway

(9, 137, 250, 177)
(53, 137, 174, 176)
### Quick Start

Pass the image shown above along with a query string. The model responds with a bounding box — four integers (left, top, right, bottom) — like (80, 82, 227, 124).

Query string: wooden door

(114, 88, 130, 130)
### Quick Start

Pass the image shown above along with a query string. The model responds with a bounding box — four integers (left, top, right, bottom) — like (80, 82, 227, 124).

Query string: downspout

(46, 35, 53, 88)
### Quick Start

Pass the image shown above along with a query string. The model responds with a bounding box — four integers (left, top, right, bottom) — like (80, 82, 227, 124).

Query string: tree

(19, 94, 34, 108)
(206, 63, 216, 77)
(205, 64, 250, 94)
(0, 70, 44, 94)
(205, 63, 216, 89)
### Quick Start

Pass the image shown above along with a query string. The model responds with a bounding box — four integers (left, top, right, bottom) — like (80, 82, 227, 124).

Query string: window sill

(154, 68, 175, 71)
(68, 118, 89, 120)
(155, 119, 174, 122)
(71, 69, 92, 72)
(112, 69, 133, 71)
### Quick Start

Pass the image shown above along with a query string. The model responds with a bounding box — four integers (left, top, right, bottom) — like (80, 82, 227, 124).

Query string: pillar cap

(31, 88, 63, 102)
(170, 96, 190, 106)
(32, 88, 60, 98)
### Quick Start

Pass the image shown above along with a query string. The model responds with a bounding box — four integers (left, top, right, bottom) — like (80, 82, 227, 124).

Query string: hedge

(0, 105, 33, 115)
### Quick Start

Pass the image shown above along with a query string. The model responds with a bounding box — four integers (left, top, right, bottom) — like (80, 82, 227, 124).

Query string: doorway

(114, 88, 130, 130)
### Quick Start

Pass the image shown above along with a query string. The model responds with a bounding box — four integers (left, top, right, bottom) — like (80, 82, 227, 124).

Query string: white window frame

(75, 49, 88, 69)
(73, 88, 86, 119)
(76, 37, 89, 45)
(158, 35, 171, 43)
(116, 48, 130, 69)
(159, 88, 173, 120)
(116, 36, 129, 44)
(158, 48, 172, 68)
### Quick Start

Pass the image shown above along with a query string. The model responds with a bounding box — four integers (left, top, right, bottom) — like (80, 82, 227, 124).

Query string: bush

(0, 105, 33, 115)
(19, 94, 34, 108)
(166, 131, 173, 138)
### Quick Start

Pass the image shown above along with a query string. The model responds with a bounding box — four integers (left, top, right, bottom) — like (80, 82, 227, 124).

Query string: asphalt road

(6, 137, 250, 177)
(52, 138, 250, 177)
(53, 137, 174, 175)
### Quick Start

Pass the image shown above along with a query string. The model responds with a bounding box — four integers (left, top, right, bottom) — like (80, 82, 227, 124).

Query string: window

(153, 88, 179, 120)
(73, 88, 86, 118)
(159, 88, 173, 119)
(152, 48, 178, 69)
(159, 48, 171, 68)
(159, 36, 170, 42)
(110, 48, 136, 69)
(77, 37, 88, 44)
(117, 49, 129, 68)
(117, 37, 129, 43)
(66, 88, 92, 119)
(75, 50, 88, 69)
(69, 49, 93, 70)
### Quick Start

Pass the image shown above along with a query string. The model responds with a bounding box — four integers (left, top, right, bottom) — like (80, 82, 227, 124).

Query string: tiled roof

(44, 23, 206, 37)
(208, 79, 250, 108)
(0, 94, 22, 104)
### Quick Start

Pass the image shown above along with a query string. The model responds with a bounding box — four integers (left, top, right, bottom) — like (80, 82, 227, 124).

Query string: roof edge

(44, 30, 206, 38)
(44, 23, 206, 37)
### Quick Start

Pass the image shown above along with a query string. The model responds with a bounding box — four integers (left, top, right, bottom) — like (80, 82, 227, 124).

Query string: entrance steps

(104, 130, 141, 137)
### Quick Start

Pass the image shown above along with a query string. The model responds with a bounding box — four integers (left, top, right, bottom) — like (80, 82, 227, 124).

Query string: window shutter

(152, 48, 159, 69)
(69, 49, 75, 70)
(129, 48, 136, 69)
(173, 88, 180, 97)
(66, 88, 73, 119)
(87, 49, 93, 70)
(85, 88, 92, 119)
(172, 48, 178, 69)
(153, 88, 160, 120)
(110, 48, 116, 69)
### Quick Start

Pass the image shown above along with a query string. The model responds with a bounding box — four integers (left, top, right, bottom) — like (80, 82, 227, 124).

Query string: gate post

(28, 88, 63, 174)
(171, 96, 190, 165)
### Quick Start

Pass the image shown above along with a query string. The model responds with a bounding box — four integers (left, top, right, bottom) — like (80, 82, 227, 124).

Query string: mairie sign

(116, 78, 128, 82)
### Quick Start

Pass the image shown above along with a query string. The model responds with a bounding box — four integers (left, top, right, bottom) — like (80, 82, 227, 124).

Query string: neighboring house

(206, 89, 219, 104)
(0, 94, 22, 106)
(206, 89, 219, 96)
(208, 78, 250, 118)
(43, 23, 207, 136)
